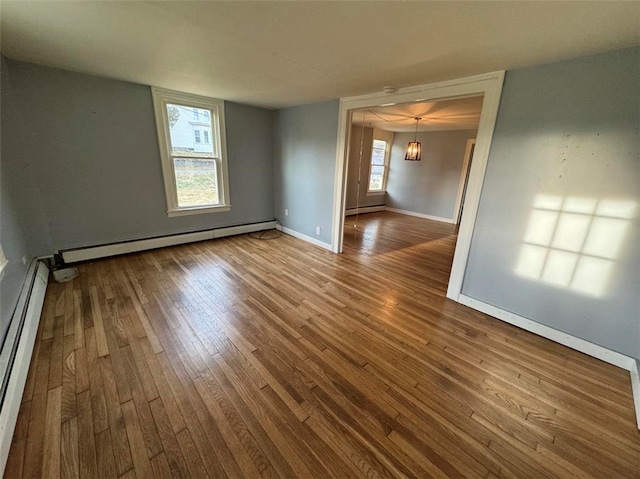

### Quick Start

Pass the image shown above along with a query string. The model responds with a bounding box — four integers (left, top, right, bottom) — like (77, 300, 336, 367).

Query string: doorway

(331, 71, 505, 301)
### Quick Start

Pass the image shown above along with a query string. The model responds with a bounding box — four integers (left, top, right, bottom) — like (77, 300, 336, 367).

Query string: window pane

(372, 139, 386, 149)
(371, 148, 386, 165)
(369, 165, 385, 191)
(370, 165, 384, 176)
(166, 103, 215, 158)
(173, 158, 218, 207)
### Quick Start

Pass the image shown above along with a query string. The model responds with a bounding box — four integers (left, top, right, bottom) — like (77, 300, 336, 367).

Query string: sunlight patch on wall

(514, 195, 635, 297)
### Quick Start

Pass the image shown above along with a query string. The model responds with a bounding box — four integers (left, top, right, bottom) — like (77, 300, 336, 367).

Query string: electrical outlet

(315, 226, 321, 236)
(284, 209, 289, 216)
(22, 255, 27, 265)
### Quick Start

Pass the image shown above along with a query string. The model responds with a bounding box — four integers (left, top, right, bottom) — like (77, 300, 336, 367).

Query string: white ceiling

(1, 1, 639, 109)
(352, 96, 483, 132)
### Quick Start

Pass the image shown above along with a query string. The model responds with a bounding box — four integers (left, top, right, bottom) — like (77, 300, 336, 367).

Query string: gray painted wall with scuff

(2, 59, 274, 256)
(462, 47, 640, 360)
(273, 100, 339, 245)
(0, 57, 34, 342)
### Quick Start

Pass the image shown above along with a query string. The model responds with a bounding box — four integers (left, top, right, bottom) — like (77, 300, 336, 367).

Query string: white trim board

(384, 207, 454, 224)
(458, 294, 640, 429)
(61, 221, 277, 263)
(453, 139, 476, 225)
(630, 360, 640, 429)
(345, 205, 386, 216)
(0, 261, 49, 475)
(275, 225, 332, 251)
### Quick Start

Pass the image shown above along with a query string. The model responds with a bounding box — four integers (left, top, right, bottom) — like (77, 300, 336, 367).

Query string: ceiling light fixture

(405, 117, 422, 161)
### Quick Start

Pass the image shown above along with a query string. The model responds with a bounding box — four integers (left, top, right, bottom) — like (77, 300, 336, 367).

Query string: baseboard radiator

(0, 261, 49, 474)
(61, 220, 277, 263)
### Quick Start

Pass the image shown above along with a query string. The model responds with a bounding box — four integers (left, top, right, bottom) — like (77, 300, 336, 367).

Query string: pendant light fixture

(405, 117, 422, 161)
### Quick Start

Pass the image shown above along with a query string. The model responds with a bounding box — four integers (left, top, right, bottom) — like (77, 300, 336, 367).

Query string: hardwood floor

(7, 211, 640, 478)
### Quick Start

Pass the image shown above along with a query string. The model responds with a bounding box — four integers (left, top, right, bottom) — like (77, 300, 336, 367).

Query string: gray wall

(462, 47, 640, 359)
(2, 59, 274, 256)
(273, 100, 339, 244)
(0, 57, 33, 341)
(345, 125, 384, 210)
(386, 129, 477, 219)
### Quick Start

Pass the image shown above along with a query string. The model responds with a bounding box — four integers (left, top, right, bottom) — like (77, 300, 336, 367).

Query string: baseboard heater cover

(61, 220, 277, 263)
(345, 205, 386, 216)
(0, 261, 49, 475)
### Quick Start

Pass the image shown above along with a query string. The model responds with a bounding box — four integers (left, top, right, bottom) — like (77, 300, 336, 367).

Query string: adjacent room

(1, 2, 639, 478)
(343, 97, 481, 270)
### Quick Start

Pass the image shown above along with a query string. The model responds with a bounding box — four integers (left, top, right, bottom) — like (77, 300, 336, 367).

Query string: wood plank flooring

(7, 211, 640, 478)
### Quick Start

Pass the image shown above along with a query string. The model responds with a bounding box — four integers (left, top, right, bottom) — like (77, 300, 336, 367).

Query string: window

(152, 87, 231, 216)
(367, 138, 390, 193)
(0, 244, 6, 281)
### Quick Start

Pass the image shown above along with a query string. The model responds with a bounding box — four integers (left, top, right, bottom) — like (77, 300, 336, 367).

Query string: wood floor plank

(77, 390, 98, 478)
(42, 385, 63, 478)
(121, 400, 154, 478)
(89, 286, 110, 358)
(8, 212, 640, 479)
(60, 417, 79, 479)
(4, 400, 31, 477)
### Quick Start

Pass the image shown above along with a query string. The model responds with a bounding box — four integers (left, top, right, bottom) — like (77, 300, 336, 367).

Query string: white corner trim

(630, 360, 640, 429)
(385, 207, 454, 224)
(345, 205, 386, 216)
(276, 225, 332, 251)
(0, 261, 49, 475)
(453, 139, 476, 225)
(458, 294, 640, 429)
(61, 221, 276, 263)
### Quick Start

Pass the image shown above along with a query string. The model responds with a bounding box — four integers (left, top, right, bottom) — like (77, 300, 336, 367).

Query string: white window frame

(152, 87, 231, 217)
(366, 135, 391, 196)
(0, 244, 7, 281)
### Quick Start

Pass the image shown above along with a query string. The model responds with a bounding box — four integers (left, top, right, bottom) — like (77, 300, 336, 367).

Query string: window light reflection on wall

(514, 195, 635, 298)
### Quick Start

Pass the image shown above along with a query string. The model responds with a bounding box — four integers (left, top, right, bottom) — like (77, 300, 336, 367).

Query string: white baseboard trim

(0, 261, 49, 475)
(385, 207, 454, 224)
(345, 205, 386, 216)
(61, 221, 277, 263)
(630, 360, 640, 429)
(275, 225, 332, 251)
(458, 294, 640, 429)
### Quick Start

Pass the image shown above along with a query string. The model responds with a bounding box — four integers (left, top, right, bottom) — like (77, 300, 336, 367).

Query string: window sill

(366, 191, 386, 196)
(167, 205, 231, 217)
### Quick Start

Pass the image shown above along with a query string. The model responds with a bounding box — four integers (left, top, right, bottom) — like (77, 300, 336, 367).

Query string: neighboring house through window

(152, 87, 231, 216)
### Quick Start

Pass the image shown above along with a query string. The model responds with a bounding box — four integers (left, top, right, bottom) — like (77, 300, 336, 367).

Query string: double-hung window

(152, 87, 231, 216)
(367, 138, 390, 194)
(0, 244, 7, 281)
